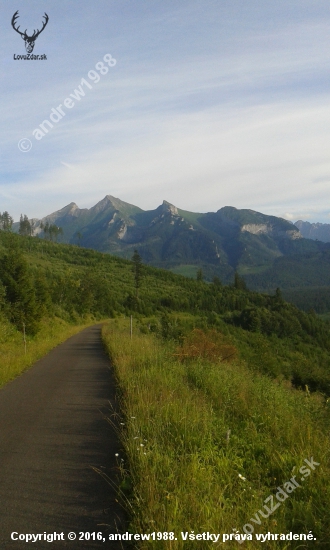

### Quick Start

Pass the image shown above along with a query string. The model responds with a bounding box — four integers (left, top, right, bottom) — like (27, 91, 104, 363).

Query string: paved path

(0, 325, 127, 549)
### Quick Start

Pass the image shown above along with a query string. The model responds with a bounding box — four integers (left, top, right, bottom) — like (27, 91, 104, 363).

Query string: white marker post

(23, 322, 26, 355)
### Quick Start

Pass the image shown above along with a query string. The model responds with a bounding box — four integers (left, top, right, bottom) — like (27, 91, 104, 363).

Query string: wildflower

(140, 443, 144, 447)
(238, 474, 246, 481)
(115, 453, 119, 457)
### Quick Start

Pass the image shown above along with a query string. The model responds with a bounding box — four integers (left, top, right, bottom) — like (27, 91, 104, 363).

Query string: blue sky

(1, 0, 330, 222)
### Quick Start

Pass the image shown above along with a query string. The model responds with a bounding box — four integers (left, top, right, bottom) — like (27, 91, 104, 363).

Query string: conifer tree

(196, 268, 203, 282)
(0, 211, 13, 231)
(19, 214, 32, 236)
(234, 271, 247, 290)
(0, 249, 39, 334)
(132, 250, 143, 298)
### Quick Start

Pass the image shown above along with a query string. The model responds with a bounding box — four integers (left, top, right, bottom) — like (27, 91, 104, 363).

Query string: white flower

(238, 474, 246, 481)
(115, 453, 119, 457)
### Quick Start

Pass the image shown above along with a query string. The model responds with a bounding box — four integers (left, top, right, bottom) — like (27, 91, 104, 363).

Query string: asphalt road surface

(0, 325, 128, 549)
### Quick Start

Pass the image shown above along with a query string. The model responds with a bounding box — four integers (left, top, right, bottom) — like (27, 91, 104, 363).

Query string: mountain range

(295, 220, 330, 243)
(14, 195, 330, 291)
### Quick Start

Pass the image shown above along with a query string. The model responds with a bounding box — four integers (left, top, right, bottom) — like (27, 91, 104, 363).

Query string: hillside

(103, 320, 330, 547)
(1, 230, 330, 395)
(13, 197, 330, 298)
(1, 230, 330, 546)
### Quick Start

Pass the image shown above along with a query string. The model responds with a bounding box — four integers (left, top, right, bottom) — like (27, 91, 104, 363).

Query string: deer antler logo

(11, 11, 49, 54)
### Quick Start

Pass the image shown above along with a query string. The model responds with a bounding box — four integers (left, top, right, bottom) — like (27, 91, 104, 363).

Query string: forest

(1, 226, 330, 395)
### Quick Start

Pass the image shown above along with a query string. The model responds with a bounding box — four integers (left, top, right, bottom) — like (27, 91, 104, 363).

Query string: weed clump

(175, 328, 237, 363)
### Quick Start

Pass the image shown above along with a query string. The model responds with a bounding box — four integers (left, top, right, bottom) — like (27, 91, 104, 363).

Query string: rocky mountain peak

(91, 196, 117, 215)
(38, 202, 81, 224)
(161, 200, 179, 216)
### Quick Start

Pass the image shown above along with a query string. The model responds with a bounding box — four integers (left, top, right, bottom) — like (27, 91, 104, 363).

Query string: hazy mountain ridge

(13, 196, 330, 289)
(295, 220, 330, 243)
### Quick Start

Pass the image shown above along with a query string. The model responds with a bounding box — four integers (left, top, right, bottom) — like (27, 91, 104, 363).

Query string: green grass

(0, 315, 91, 388)
(169, 265, 200, 279)
(238, 264, 271, 275)
(103, 319, 330, 549)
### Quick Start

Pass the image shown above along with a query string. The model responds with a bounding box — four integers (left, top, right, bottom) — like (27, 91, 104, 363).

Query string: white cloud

(6, 97, 330, 222)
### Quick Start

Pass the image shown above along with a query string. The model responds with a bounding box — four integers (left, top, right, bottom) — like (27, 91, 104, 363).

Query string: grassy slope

(1, 232, 330, 546)
(2, 233, 330, 396)
(0, 315, 91, 388)
(0, 233, 204, 388)
(103, 320, 330, 549)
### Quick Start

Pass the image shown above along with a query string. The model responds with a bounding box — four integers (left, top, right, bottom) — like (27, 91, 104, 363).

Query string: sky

(1, 0, 330, 223)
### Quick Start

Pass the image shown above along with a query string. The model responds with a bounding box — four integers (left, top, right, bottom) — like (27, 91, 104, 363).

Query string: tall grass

(103, 319, 330, 549)
(0, 315, 90, 387)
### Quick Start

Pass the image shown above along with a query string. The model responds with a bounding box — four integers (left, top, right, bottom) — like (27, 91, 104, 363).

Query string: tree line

(0, 211, 63, 241)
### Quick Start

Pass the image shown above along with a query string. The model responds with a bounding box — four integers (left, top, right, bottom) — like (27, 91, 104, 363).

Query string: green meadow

(102, 318, 329, 549)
